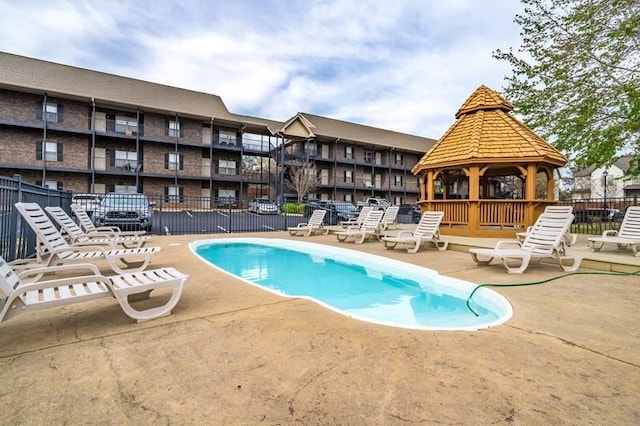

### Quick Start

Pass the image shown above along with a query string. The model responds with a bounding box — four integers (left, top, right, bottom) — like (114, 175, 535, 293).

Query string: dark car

(305, 200, 359, 225)
(573, 208, 616, 224)
(92, 192, 153, 231)
(398, 204, 421, 224)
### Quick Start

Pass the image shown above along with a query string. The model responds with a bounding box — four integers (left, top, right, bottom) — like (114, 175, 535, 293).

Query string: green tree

(494, 0, 640, 176)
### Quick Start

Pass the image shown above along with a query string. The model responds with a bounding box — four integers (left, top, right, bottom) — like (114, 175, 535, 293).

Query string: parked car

(71, 193, 102, 217)
(92, 192, 153, 231)
(398, 204, 421, 224)
(321, 201, 360, 225)
(573, 208, 620, 224)
(248, 198, 278, 215)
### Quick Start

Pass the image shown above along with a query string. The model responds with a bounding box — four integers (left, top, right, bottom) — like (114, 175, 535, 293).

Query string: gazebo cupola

(412, 85, 568, 237)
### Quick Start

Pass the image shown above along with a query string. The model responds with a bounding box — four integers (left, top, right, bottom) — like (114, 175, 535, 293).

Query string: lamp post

(602, 170, 608, 211)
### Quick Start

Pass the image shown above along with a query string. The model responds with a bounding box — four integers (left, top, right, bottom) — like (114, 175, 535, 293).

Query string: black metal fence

(1, 171, 638, 262)
(0, 174, 72, 262)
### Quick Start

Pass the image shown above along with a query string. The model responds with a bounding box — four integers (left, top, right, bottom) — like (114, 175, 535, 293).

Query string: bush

(281, 202, 305, 214)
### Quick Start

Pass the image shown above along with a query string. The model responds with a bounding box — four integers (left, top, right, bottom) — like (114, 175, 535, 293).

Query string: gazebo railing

(423, 199, 536, 236)
(478, 200, 527, 229)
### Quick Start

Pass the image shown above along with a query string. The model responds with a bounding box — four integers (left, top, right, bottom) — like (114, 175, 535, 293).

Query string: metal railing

(0, 174, 72, 262)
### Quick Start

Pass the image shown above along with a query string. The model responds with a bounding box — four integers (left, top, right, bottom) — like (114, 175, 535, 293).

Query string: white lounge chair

(288, 209, 327, 237)
(516, 205, 577, 247)
(0, 254, 189, 323)
(379, 205, 400, 231)
(71, 204, 147, 237)
(588, 206, 640, 256)
(340, 206, 372, 228)
(469, 209, 582, 274)
(335, 210, 384, 244)
(45, 206, 151, 249)
(15, 202, 160, 277)
(381, 211, 448, 253)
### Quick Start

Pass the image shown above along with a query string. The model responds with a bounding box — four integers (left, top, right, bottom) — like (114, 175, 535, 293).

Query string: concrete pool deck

(0, 231, 638, 424)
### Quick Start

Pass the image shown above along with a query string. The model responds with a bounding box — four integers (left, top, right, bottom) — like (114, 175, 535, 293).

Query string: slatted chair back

(521, 210, 575, 255)
(413, 211, 444, 239)
(618, 207, 640, 240)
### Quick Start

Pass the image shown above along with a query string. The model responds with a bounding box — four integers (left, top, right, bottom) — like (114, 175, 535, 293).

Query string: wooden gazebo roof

(412, 85, 567, 173)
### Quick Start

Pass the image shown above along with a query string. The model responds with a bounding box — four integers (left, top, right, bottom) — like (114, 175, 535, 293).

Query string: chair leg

(556, 255, 582, 272)
(383, 240, 398, 250)
(588, 240, 604, 252)
(470, 252, 494, 266)
(502, 253, 531, 274)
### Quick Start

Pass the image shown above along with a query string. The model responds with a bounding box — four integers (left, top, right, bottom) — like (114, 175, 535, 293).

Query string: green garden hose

(466, 269, 640, 316)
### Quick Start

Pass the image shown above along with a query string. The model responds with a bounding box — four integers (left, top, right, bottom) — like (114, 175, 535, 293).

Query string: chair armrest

(602, 230, 618, 237)
(17, 263, 101, 281)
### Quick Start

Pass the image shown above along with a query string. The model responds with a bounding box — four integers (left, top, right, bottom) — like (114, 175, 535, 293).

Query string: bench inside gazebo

(412, 85, 568, 238)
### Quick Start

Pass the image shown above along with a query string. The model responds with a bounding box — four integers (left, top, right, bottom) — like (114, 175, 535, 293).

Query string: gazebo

(412, 85, 568, 238)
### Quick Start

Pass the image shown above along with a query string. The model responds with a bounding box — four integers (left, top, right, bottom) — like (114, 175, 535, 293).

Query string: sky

(0, 0, 524, 140)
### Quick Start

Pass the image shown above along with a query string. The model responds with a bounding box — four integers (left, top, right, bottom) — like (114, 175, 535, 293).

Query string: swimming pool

(190, 238, 513, 331)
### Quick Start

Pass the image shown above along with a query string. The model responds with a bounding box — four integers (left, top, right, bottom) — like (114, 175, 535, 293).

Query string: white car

(71, 193, 102, 217)
(248, 199, 278, 215)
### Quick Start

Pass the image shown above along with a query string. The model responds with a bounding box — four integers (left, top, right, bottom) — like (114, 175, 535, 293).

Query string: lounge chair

(335, 210, 384, 244)
(381, 211, 448, 253)
(340, 206, 372, 228)
(71, 204, 147, 237)
(288, 209, 327, 236)
(516, 205, 577, 247)
(588, 206, 640, 256)
(45, 206, 151, 249)
(14, 202, 160, 277)
(469, 209, 581, 274)
(0, 254, 189, 323)
(379, 205, 400, 231)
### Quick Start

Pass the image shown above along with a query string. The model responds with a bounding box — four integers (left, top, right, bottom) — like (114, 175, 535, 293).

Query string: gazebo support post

(469, 166, 480, 233)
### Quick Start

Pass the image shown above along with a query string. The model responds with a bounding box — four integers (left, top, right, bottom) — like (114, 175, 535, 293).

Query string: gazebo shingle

(412, 85, 567, 173)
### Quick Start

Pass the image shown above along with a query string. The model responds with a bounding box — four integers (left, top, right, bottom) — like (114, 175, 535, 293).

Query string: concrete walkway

(0, 231, 638, 424)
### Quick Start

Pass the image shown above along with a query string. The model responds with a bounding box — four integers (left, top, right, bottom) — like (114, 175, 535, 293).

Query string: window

(394, 175, 403, 186)
(37, 101, 63, 122)
(165, 186, 184, 203)
(166, 120, 183, 138)
(36, 141, 62, 162)
(344, 193, 353, 202)
(44, 102, 58, 121)
(344, 170, 353, 183)
(113, 150, 138, 169)
(344, 146, 353, 159)
(165, 153, 184, 170)
(375, 152, 382, 165)
(395, 152, 404, 165)
(321, 144, 329, 158)
(218, 159, 237, 175)
(218, 189, 237, 206)
(375, 174, 382, 188)
(364, 173, 372, 188)
(393, 196, 403, 205)
(305, 141, 317, 157)
(219, 129, 236, 145)
(115, 115, 138, 135)
(320, 169, 329, 185)
(364, 151, 373, 163)
(37, 180, 62, 190)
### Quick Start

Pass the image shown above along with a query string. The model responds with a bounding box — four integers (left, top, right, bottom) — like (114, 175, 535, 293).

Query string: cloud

(0, 0, 523, 138)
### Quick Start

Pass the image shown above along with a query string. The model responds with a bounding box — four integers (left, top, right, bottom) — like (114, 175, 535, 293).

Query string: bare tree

(285, 160, 321, 202)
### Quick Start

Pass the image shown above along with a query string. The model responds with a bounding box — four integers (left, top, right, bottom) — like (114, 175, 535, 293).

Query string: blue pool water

(191, 238, 512, 331)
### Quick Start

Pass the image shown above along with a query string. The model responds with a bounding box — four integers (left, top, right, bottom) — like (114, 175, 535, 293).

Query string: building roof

(279, 112, 437, 153)
(412, 85, 568, 173)
(574, 156, 633, 177)
(0, 51, 280, 133)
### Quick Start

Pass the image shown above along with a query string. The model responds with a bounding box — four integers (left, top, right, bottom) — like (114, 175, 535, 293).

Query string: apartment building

(0, 52, 435, 206)
(278, 113, 435, 205)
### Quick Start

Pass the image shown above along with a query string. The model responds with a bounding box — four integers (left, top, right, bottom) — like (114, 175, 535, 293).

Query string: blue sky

(0, 0, 524, 139)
